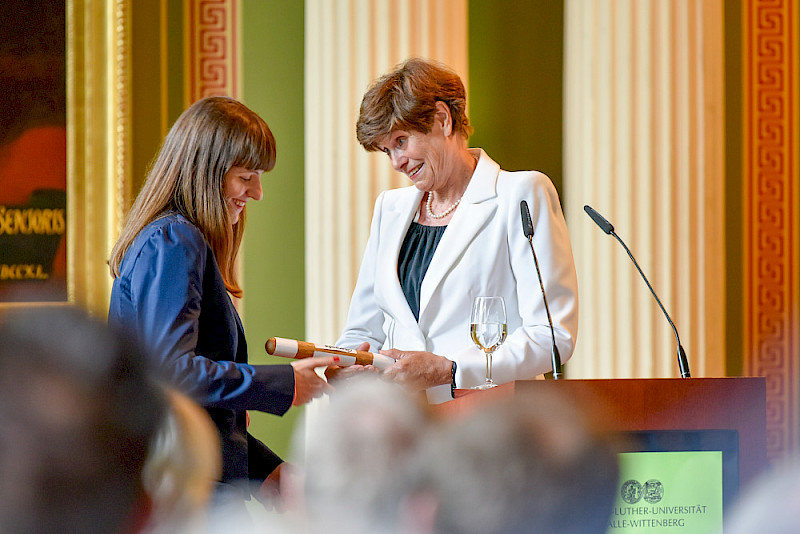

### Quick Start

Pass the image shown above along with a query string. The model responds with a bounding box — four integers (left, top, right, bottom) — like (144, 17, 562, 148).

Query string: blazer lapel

(419, 149, 499, 316)
(375, 187, 424, 328)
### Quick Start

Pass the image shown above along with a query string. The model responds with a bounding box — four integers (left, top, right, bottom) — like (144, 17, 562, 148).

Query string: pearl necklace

(426, 192, 462, 219)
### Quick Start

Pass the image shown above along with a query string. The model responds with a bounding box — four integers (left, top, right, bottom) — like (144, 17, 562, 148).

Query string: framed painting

(0, 2, 68, 303)
(0, 0, 132, 313)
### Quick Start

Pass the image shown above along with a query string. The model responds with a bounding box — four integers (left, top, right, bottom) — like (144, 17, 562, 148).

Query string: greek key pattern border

(744, 0, 799, 463)
(187, 0, 238, 102)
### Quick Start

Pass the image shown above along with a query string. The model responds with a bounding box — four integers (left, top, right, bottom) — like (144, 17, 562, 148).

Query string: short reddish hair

(356, 58, 472, 151)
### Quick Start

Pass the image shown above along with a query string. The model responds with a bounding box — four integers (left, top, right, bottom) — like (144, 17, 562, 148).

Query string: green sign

(607, 451, 723, 533)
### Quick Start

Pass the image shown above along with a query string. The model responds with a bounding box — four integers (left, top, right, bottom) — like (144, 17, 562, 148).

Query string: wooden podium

(439, 377, 767, 487)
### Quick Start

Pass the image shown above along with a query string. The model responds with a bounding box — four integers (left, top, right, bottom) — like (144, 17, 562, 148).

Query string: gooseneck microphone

(520, 200, 563, 379)
(583, 205, 691, 378)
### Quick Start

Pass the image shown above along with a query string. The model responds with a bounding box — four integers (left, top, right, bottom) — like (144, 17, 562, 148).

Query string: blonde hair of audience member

(292, 376, 432, 534)
(142, 387, 222, 532)
(0, 306, 166, 534)
(418, 388, 620, 534)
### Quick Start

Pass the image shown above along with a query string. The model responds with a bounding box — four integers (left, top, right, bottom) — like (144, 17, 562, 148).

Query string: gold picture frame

(66, 0, 132, 316)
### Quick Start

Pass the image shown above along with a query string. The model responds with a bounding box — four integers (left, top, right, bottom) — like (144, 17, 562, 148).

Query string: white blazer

(336, 149, 578, 403)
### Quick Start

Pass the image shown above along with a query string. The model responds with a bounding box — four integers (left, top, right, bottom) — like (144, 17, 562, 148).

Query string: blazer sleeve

(115, 221, 294, 414)
(335, 191, 390, 351)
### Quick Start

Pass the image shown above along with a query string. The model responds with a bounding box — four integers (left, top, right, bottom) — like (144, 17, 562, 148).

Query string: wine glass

(470, 296, 507, 389)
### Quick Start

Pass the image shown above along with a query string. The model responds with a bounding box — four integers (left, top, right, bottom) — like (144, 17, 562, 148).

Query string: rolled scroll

(265, 337, 395, 370)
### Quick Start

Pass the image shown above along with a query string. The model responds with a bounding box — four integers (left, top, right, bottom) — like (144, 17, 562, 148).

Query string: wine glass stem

(485, 350, 494, 384)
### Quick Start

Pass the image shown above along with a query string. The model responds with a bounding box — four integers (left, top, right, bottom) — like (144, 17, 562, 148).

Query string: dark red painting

(0, 1, 67, 302)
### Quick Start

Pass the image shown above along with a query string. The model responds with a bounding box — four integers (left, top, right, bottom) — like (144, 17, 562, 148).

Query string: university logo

(620, 479, 664, 504)
(643, 479, 664, 503)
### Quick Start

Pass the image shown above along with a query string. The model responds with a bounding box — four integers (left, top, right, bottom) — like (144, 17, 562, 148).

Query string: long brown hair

(108, 96, 276, 298)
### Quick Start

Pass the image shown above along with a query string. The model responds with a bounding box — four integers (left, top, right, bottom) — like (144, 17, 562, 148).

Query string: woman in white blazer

(335, 58, 578, 404)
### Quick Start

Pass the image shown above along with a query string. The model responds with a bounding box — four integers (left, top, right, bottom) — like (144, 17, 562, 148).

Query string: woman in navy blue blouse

(108, 96, 334, 505)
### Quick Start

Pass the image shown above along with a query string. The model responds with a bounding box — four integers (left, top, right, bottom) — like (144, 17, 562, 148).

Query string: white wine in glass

(470, 296, 507, 389)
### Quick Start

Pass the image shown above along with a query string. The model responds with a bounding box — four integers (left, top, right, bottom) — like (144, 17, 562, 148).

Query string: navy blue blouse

(398, 222, 446, 321)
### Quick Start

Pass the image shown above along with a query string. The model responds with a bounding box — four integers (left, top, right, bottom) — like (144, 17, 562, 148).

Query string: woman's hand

(259, 462, 298, 512)
(380, 349, 453, 392)
(324, 342, 380, 382)
(291, 356, 337, 406)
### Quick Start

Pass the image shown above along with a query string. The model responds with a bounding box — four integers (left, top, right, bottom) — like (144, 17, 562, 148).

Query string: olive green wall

(130, 1, 184, 194)
(467, 0, 564, 196)
(130, 1, 162, 193)
(241, 0, 306, 460)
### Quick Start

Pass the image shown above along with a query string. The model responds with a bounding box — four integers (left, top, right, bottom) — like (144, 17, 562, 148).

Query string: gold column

(564, 0, 726, 379)
(743, 0, 800, 462)
(67, 0, 132, 316)
(304, 0, 468, 344)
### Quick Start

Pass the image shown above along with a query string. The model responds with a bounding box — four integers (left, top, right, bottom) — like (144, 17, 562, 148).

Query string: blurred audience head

(292, 379, 619, 534)
(142, 386, 221, 533)
(419, 387, 620, 534)
(0, 306, 166, 534)
(293, 376, 432, 534)
(723, 456, 800, 534)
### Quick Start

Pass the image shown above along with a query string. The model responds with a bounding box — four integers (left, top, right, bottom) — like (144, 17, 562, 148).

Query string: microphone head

(520, 200, 534, 238)
(583, 205, 615, 235)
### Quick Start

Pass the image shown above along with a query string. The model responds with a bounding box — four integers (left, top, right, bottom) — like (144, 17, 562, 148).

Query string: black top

(398, 222, 446, 321)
